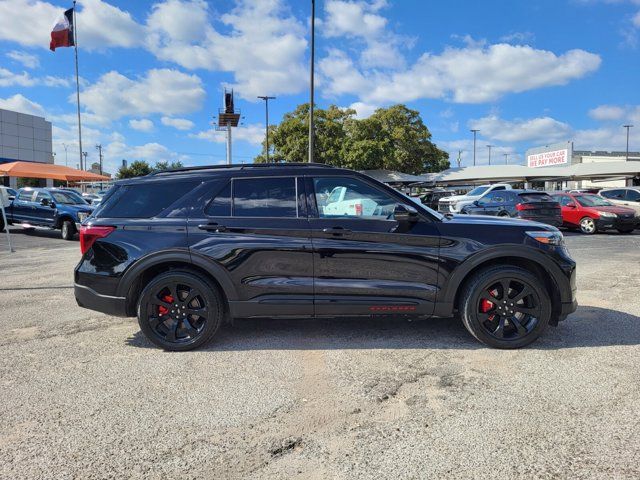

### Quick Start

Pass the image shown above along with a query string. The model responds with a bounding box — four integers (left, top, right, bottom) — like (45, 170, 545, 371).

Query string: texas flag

(50, 8, 75, 51)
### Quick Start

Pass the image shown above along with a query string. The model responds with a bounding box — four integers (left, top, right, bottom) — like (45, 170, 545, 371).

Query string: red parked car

(550, 192, 638, 234)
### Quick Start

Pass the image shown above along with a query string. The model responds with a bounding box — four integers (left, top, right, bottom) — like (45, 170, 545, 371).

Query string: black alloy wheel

(137, 271, 224, 351)
(459, 266, 551, 349)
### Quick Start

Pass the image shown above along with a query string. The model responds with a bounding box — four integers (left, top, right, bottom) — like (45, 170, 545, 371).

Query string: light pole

(486, 144, 493, 165)
(308, 0, 315, 163)
(258, 96, 276, 162)
(62, 143, 69, 166)
(504, 153, 509, 164)
(623, 125, 633, 161)
(470, 129, 479, 166)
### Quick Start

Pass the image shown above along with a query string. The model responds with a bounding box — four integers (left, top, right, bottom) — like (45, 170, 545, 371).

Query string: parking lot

(1, 227, 639, 479)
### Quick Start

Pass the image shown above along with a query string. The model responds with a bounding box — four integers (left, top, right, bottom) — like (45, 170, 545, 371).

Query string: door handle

(321, 226, 351, 236)
(198, 223, 227, 232)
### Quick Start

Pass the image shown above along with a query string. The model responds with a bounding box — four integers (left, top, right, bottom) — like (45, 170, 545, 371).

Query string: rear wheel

(61, 220, 76, 240)
(137, 270, 224, 351)
(498, 210, 510, 217)
(579, 217, 597, 234)
(459, 266, 551, 349)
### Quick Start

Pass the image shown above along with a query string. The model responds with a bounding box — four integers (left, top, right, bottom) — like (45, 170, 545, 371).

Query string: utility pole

(504, 153, 509, 164)
(62, 143, 69, 166)
(308, 0, 316, 163)
(470, 129, 479, 166)
(258, 96, 276, 162)
(486, 144, 493, 165)
(623, 125, 633, 161)
(457, 150, 462, 168)
(95, 143, 103, 188)
(82, 151, 87, 170)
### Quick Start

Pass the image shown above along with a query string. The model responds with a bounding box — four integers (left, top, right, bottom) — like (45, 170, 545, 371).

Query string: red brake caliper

(480, 290, 496, 320)
(158, 295, 174, 316)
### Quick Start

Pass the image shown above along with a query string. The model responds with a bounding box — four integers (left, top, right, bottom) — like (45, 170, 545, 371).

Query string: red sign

(527, 149, 568, 168)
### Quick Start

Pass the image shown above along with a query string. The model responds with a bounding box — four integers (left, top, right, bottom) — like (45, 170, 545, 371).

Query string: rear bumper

(518, 214, 563, 227)
(74, 283, 128, 317)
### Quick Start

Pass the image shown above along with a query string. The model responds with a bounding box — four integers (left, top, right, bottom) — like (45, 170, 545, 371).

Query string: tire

(617, 228, 634, 234)
(137, 270, 224, 351)
(459, 266, 552, 349)
(61, 220, 76, 240)
(498, 211, 510, 217)
(579, 216, 597, 235)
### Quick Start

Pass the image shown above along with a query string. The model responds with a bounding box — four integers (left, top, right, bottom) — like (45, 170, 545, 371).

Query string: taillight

(80, 225, 116, 254)
(354, 203, 363, 216)
(516, 203, 536, 211)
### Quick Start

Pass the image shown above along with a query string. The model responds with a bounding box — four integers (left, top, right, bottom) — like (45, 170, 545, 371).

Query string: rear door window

(97, 180, 199, 218)
(232, 177, 297, 218)
(17, 190, 34, 202)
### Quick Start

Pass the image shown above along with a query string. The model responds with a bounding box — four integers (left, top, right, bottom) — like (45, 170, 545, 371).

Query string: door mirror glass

(40, 197, 49, 206)
(566, 202, 576, 208)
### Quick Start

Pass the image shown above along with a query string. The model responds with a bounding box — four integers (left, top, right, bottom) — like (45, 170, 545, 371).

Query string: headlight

(525, 230, 564, 246)
(599, 211, 617, 218)
(77, 212, 89, 222)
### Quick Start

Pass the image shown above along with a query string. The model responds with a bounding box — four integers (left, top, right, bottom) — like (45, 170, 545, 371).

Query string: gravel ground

(1, 227, 639, 479)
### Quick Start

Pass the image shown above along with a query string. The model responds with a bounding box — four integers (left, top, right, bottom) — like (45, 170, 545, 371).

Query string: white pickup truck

(438, 184, 513, 213)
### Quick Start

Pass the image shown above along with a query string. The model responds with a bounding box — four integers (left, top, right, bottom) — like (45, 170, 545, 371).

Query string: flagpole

(72, 1, 83, 174)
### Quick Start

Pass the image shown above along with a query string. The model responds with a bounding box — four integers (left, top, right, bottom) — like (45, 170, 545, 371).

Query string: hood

(441, 194, 473, 202)
(591, 205, 636, 215)
(445, 214, 556, 230)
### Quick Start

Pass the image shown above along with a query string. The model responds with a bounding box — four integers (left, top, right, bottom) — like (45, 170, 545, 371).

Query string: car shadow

(5, 226, 71, 240)
(125, 305, 640, 352)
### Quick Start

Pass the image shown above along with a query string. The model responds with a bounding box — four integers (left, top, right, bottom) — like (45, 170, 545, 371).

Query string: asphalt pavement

(1, 226, 639, 479)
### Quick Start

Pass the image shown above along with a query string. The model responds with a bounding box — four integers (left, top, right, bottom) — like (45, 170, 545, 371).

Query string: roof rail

(149, 162, 335, 175)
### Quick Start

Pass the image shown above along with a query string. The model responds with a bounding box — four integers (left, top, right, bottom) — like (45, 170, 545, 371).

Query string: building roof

(360, 169, 426, 184)
(420, 161, 640, 186)
(0, 161, 110, 182)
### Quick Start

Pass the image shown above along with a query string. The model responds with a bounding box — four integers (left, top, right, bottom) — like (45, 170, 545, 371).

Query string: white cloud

(469, 114, 573, 143)
(0, 68, 35, 87)
(191, 124, 264, 146)
(0, 0, 60, 48)
(348, 101, 378, 119)
(634, 10, 640, 26)
(79, 68, 205, 121)
(146, 0, 309, 98)
(6, 50, 40, 68)
(0, 94, 46, 116)
(161, 116, 195, 130)
(589, 105, 626, 120)
(499, 31, 535, 44)
(129, 118, 154, 132)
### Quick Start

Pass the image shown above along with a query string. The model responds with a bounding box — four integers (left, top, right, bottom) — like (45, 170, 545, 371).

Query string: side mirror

(566, 202, 576, 208)
(50, 201, 56, 208)
(8, 196, 15, 201)
(40, 198, 50, 206)
(472, 200, 480, 206)
(394, 204, 419, 224)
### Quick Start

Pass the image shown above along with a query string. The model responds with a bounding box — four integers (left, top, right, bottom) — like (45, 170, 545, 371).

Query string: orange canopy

(0, 161, 110, 182)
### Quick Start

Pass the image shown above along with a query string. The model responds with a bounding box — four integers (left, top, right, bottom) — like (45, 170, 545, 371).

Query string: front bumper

(74, 283, 128, 317)
(595, 216, 638, 231)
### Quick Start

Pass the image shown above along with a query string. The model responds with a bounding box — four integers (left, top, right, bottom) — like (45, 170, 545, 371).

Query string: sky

(0, 0, 639, 175)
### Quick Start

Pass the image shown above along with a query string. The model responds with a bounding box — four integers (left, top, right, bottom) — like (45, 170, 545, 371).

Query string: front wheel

(61, 220, 76, 240)
(137, 270, 224, 351)
(579, 217, 597, 235)
(459, 266, 551, 349)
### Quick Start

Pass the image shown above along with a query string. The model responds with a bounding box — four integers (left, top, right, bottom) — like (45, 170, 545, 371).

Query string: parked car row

(430, 185, 640, 234)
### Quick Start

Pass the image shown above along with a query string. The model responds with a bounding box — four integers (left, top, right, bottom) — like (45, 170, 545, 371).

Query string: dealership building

(0, 108, 54, 188)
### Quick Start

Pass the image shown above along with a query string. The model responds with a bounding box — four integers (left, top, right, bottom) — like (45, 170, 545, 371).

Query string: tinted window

(17, 190, 33, 201)
(493, 186, 506, 191)
(233, 177, 297, 218)
(553, 195, 573, 206)
(575, 195, 612, 207)
(626, 190, 640, 202)
(205, 182, 231, 216)
(314, 177, 399, 219)
(35, 192, 51, 203)
(97, 181, 199, 218)
(51, 191, 84, 205)
(601, 189, 624, 199)
(518, 192, 553, 202)
(467, 186, 489, 196)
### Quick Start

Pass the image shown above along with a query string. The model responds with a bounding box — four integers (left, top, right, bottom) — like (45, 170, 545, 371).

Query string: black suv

(74, 164, 577, 351)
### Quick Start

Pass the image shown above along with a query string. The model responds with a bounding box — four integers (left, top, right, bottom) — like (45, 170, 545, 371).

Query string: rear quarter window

(96, 180, 199, 218)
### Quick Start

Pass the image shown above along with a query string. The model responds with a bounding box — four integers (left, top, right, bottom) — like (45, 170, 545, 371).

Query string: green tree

(153, 160, 184, 172)
(116, 160, 152, 179)
(254, 103, 449, 174)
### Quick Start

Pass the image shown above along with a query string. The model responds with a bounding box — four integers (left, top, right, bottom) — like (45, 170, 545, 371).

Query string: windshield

(575, 195, 613, 207)
(399, 192, 445, 220)
(51, 191, 86, 205)
(467, 186, 490, 196)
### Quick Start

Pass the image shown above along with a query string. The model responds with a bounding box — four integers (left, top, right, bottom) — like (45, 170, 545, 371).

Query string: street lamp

(486, 144, 493, 165)
(470, 129, 480, 166)
(504, 153, 509, 165)
(62, 143, 69, 166)
(623, 125, 633, 161)
(258, 96, 276, 162)
(309, 0, 316, 163)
